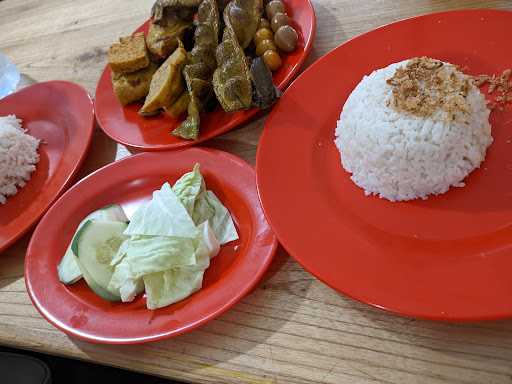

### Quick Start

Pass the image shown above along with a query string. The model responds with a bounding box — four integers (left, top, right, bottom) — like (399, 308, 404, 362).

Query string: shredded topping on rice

(472, 69, 512, 111)
(386, 57, 472, 121)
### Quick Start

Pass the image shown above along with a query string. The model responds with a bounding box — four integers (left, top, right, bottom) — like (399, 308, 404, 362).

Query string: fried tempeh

(108, 32, 150, 74)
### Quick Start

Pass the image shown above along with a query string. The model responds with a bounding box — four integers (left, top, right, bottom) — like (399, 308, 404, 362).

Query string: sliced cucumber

(57, 248, 82, 284)
(96, 204, 129, 223)
(58, 205, 128, 285)
(75, 258, 123, 302)
(72, 220, 128, 302)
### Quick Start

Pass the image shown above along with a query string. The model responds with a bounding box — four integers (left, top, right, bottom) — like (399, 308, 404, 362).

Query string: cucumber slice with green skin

(96, 205, 129, 223)
(72, 220, 128, 302)
(58, 205, 128, 285)
(75, 256, 123, 302)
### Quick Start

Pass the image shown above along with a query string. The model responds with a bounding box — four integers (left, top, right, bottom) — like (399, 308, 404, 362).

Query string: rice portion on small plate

(0, 115, 40, 204)
(335, 57, 493, 201)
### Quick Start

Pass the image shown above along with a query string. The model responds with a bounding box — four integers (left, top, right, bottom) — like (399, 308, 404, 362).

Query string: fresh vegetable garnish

(58, 164, 238, 310)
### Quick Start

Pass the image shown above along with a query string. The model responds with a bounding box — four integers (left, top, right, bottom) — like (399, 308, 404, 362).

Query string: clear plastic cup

(0, 52, 20, 99)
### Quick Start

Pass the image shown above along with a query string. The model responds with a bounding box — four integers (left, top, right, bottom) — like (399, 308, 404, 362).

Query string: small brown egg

(263, 49, 282, 71)
(274, 25, 298, 52)
(256, 39, 277, 56)
(259, 17, 271, 30)
(266, 0, 285, 21)
(271, 12, 290, 32)
(254, 28, 274, 46)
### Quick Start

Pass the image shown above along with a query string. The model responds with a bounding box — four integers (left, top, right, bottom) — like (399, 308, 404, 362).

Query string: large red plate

(0, 81, 94, 252)
(25, 148, 277, 344)
(256, 10, 512, 321)
(95, 0, 316, 151)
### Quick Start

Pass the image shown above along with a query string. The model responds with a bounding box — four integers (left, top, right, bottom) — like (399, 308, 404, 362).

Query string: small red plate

(25, 148, 277, 344)
(257, 10, 512, 321)
(95, 0, 316, 151)
(0, 81, 94, 252)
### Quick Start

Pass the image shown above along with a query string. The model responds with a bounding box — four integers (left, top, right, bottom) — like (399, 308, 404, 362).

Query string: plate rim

(94, 0, 317, 151)
(256, 8, 512, 322)
(0, 80, 95, 252)
(25, 147, 278, 344)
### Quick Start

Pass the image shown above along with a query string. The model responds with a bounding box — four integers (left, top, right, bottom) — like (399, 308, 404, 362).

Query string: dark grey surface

(0, 346, 182, 384)
(0, 352, 51, 384)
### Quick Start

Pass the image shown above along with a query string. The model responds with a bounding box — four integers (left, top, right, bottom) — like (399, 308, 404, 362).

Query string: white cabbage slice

(124, 183, 198, 238)
(107, 164, 238, 309)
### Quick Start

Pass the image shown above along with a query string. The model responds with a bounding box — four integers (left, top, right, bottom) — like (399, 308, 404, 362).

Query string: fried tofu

(108, 32, 150, 74)
(139, 45, 187, 114)
(112, 62, 158, 106)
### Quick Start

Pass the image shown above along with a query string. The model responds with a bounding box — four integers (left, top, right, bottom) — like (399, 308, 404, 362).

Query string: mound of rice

(334, 58, 493, 201)
(0, 115, 40, 204)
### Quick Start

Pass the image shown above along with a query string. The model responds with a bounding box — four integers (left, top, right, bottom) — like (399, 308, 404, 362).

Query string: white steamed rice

(0, 115, 40, 204)
(334, 59, 493, 201)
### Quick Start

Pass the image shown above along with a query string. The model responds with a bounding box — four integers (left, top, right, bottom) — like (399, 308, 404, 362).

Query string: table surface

(2, 1, 512, 383)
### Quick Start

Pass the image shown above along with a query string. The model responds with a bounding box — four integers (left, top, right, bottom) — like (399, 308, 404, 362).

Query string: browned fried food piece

(146, 18, 192, 59)
(112, 62, 158, 106)
(224, 0, 263, 49)
(108, 33, 150, 74)
(151, 0, 201, 25)
(139, 44, 187, 114)
(213, 1, 255, 112)
(172, 0, 220, 140)
(164, 92, 190, 118)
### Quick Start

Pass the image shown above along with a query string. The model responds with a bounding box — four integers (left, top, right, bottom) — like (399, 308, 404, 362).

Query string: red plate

(256, 9, 512, 321)
(25, 148, 277, 344)
(95, 0, 316, 151)
(0, 81, 94, 252)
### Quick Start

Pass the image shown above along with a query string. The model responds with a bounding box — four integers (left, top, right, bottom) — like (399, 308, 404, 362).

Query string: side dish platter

(95, 0, 315, 151)
(0, 81, 94, 252)
(25, 148, 277, 344)
(256, 9, 512, 321)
